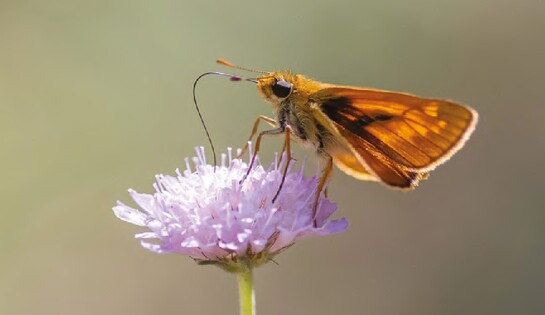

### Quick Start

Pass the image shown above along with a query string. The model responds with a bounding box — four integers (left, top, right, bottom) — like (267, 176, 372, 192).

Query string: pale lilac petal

(128, 190, 157, 215)
(317, 218, 349, 235)
(135, 232, 157, 239)
(140, 241, 163, 253)
(113, 202, 147, 226)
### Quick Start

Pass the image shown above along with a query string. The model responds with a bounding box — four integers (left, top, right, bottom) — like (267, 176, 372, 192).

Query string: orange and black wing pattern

(313, 87, 478, 188)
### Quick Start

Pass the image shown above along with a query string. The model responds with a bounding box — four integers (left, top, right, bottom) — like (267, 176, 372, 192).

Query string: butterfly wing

(308, 86, 476, 188)
(313, 87, 478, 172)
(333, 122, 428, 188)
(330, 150, 377, 182)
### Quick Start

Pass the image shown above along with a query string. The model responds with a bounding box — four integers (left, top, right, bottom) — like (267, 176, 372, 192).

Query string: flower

(113, 145, 348, 272)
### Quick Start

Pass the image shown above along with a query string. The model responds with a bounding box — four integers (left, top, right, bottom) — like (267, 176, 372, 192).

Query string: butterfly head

(256, 71, 297, 106)
(214, 59, 321, 107)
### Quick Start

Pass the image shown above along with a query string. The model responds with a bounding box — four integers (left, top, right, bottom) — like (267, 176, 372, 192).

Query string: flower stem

(237, 268, 255, 315)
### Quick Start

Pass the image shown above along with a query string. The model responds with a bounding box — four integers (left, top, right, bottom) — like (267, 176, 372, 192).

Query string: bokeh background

(2, 1, 544, 314)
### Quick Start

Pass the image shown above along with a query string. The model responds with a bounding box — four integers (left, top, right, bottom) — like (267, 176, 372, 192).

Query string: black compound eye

(271, 79, 292, 98)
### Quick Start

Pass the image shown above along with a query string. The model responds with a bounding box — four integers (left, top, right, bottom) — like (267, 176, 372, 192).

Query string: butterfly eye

(271, 79, 293, 98)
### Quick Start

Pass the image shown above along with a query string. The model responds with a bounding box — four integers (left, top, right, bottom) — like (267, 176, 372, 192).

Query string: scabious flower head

(113, 145, 347, 272)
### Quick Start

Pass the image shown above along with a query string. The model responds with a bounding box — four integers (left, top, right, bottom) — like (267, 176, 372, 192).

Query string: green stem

(237, 268, 255, 315)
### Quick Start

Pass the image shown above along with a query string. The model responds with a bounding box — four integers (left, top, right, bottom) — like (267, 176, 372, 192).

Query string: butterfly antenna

(192, 71, 258, 167)
(217, 58, 270, 75)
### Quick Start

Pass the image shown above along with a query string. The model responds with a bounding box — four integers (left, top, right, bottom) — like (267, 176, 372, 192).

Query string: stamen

(195, 146, 206, 166)
(184, 157, 191, 174)
(154, 175, 162, 193)
(192, 157, 200, 169)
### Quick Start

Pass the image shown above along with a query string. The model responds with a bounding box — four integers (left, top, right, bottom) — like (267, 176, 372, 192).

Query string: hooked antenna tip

(216, 58, 234, 67)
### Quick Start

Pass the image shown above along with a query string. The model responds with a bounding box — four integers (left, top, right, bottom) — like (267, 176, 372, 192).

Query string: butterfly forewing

(314, 87, 477, 172)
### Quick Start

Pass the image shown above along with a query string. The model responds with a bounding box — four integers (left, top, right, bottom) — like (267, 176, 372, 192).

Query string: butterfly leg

(277, 131, 291, 168)
(272, 126, 293, 203)
(239, 125, 286, 185)
(237, 115, 277, 158)
(313, 155, 333, 223)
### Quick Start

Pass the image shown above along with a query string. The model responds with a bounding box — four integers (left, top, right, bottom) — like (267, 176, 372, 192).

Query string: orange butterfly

(211, 59, 478, 216)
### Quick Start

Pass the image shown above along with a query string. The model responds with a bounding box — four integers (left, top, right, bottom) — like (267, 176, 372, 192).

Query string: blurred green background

(1, 1, 544, 314)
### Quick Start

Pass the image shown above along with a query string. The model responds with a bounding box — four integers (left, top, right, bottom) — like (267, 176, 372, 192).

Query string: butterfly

(198, 59, 478, 216)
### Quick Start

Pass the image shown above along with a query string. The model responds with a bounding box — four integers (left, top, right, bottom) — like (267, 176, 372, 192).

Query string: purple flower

(113, 146, 347, 271)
